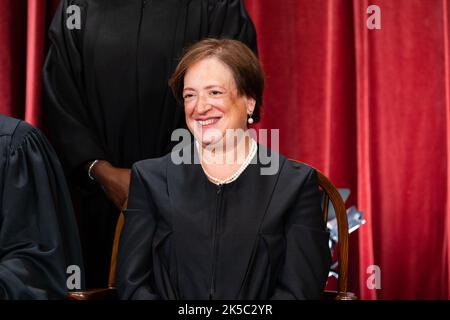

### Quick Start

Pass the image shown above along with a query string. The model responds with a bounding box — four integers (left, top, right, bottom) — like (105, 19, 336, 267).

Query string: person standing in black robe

(43, 0, 257, 288)
(0, 115, 84, 299)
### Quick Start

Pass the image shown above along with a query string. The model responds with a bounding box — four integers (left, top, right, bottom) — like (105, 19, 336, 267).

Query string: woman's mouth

(196, 117, 221, 127)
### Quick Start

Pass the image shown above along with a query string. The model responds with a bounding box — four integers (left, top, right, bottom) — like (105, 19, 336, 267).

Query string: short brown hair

(169, 38, 264, 123)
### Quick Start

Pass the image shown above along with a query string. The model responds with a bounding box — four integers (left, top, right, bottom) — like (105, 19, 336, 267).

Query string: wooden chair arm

(323, 290, 358, 300)
(68, 288, 118, 300)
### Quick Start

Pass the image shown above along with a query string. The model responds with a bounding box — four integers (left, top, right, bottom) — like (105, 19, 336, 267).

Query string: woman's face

(183, 57, 255, 146)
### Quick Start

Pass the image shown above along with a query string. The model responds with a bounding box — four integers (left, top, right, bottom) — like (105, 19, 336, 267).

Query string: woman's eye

(183, 94, 194, 100)
(210, 90, 222, 96)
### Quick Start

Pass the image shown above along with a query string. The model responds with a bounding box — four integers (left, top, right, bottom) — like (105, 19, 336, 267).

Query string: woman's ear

(246, 97, 256, 115)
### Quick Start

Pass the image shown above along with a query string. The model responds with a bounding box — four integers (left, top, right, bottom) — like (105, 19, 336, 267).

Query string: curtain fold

(24, 0, 48, 127)
(443, 0, 450, 300)
(352, 0, 377, 300)
(0, 0, 57, 125)
(0, 0, 26, 119)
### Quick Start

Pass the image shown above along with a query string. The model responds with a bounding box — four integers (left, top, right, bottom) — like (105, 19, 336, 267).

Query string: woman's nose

(196, 94, 212, 113)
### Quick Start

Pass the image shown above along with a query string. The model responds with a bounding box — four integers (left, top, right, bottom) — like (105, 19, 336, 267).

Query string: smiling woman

(116, 38, 331, 300)
(170, 39, 265, 181)
(171, 39, 264, 125)
(183, 57, 254, 146)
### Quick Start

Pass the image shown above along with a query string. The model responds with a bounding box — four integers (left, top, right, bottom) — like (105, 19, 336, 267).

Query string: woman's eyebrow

(204, 85, 226, 90)
(183, 85, 226, 91)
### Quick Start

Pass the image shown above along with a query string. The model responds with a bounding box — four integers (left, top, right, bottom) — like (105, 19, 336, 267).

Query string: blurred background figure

(0, 115, 84, 299)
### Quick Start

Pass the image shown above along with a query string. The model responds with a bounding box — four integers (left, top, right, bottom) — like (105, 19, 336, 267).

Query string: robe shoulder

(255, 144, 316, 187)
(11, 121, 39, 150)
(283, 159, 317, 180)
(0, 116, 85, 299)
(132, 153, 172, 181)
(0, 117, 58, 158)
(277, 158, 321, 201)
(0, 116, 43, 150)
(0, 115, 22, 138)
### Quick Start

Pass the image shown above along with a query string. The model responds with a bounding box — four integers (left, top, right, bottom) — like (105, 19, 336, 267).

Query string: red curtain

(0, 0, 449, 299)
(0, 0, 58, 125)
(246, 0, 450, 299)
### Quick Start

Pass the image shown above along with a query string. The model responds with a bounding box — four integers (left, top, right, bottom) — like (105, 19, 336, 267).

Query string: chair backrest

(107, 166, 357, 299)
(67, 203, 126, 300)
(305, 165, 356, 300)
(108, 201, 126, 288)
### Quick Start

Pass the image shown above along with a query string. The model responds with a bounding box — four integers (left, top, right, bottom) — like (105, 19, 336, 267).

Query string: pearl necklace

(196, 138, 258, 185)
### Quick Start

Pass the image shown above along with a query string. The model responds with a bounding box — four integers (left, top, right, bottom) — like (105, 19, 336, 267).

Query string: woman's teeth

(198, 118, 218, 126)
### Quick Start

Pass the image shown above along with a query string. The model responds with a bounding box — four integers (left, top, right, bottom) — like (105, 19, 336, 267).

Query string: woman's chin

(199, 136, 220, 147)
(195, 128, 223, 146)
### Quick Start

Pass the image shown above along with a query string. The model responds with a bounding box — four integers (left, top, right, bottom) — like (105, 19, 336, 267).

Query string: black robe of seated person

(0, 115, 84, 299)
(43, 0, 257, 288)
(117, 144, 331, 300)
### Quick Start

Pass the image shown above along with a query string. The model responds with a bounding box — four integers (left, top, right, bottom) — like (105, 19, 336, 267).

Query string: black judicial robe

(0, 115, 84, 299)
(43, 0, 257, 287)
(117, 145, 331, 299)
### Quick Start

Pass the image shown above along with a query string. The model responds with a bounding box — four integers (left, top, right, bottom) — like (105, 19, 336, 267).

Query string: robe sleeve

(116, 164, 159, 300)
(206, 0, 258, 53)
(0, 122, 85, 299)
(271, 169, 331, 300)
(43, 0, 108, 174)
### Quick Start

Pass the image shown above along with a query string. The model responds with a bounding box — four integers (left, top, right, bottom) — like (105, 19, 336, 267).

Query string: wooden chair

(68, 166, 357, 300)
(67, 210, 125, 300)
(314, 167, 357, 300)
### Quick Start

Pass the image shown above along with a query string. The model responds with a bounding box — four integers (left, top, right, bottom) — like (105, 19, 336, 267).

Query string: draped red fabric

(0, 0, 27, 119)
(0, 0, 449, 299)
(246, 0, 450, 299)
(24, 0, 47, 127)
(0, 0, 58, 126)
(445, 0, 450, 300)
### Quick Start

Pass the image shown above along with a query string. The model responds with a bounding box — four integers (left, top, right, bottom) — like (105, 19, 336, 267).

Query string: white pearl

(198, 139, 257, 185)
(248, 117, 254, 124)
